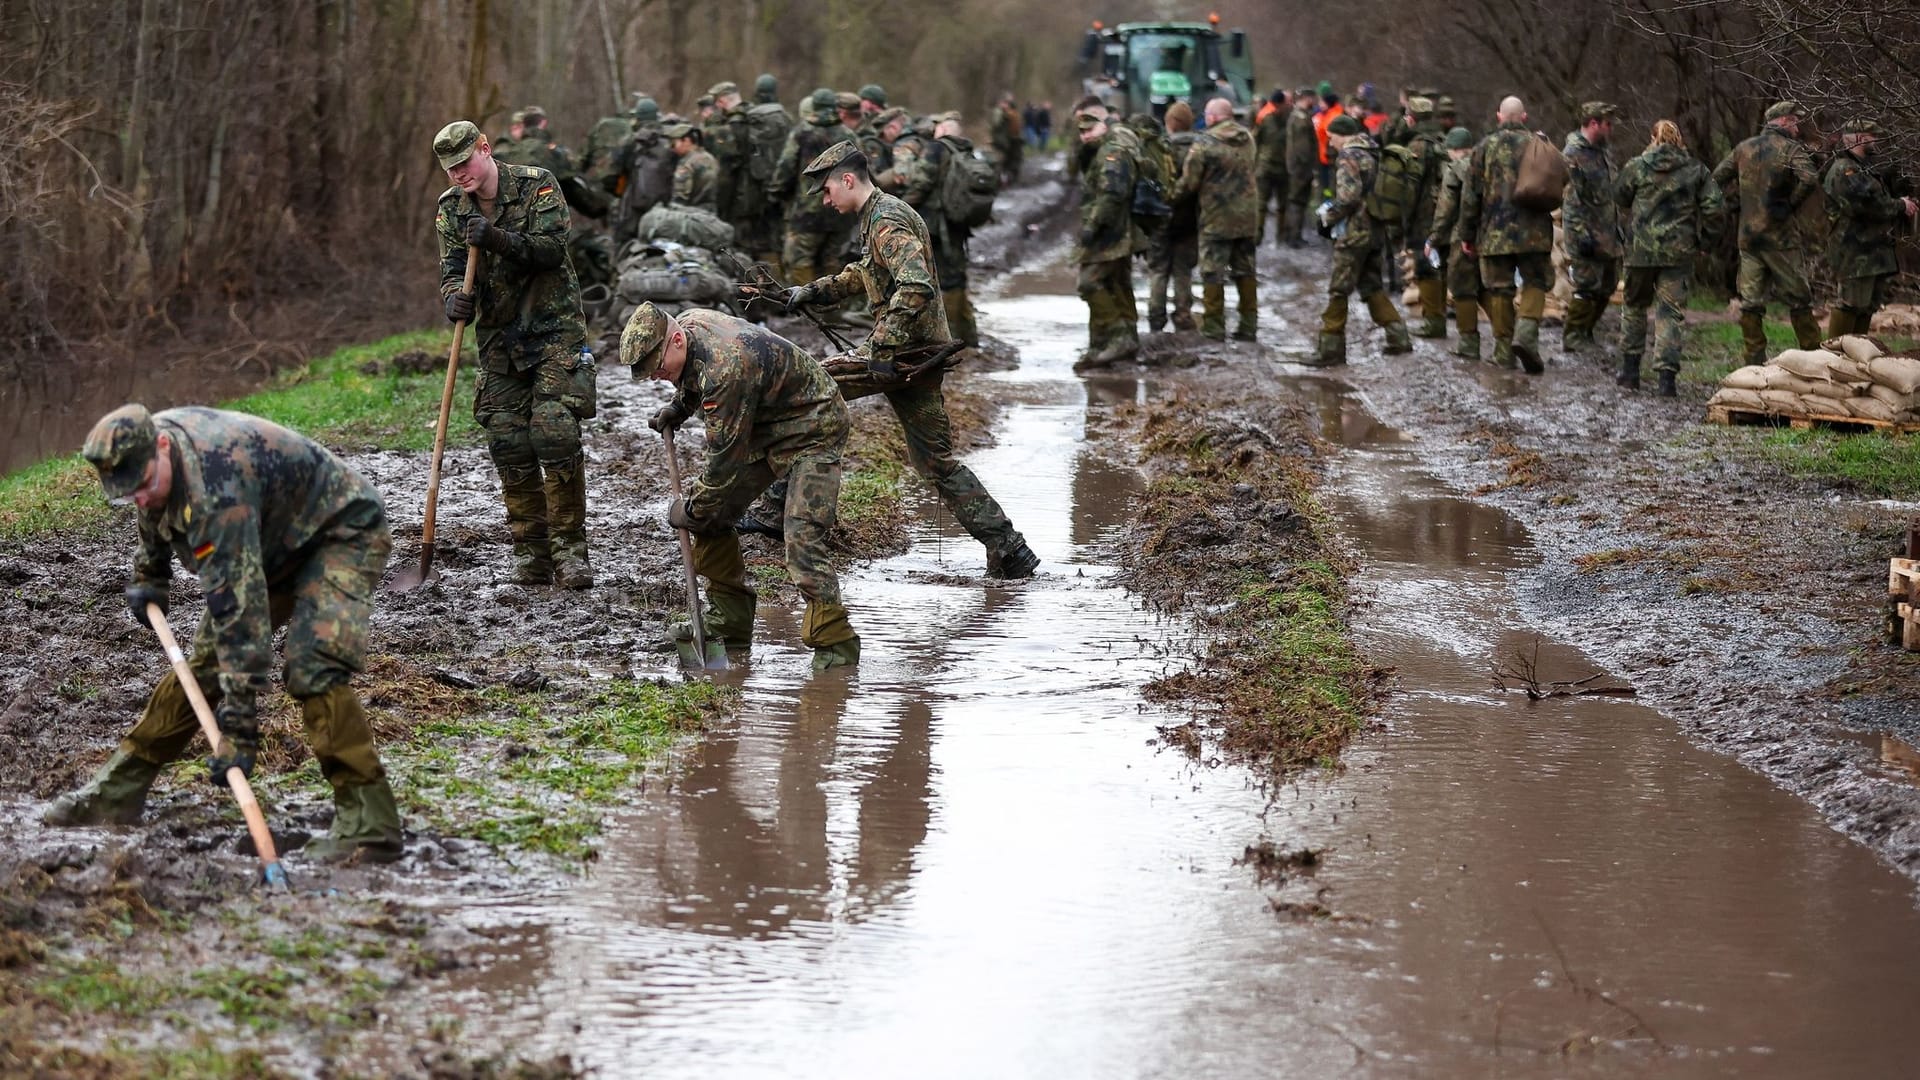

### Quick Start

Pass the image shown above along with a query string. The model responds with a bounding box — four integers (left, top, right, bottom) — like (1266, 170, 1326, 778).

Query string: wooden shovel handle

(419, 245, 482, 570)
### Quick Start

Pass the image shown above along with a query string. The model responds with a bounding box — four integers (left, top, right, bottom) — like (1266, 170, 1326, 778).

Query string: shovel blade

(675, 638, 731, 670)
(384, 559, 438, 592)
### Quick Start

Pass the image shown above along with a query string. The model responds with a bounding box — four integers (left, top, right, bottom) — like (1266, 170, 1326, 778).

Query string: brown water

(418, 253, 1920, 1078)
(0, 355, 272, 475)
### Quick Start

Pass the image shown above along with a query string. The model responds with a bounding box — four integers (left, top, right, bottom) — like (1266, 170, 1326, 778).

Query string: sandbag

(1830, 334, 1886, 364)
(1868, 383, 1920, 411)
(1759, 389, 1816, 414)
(1761, 367, 1819, 395)
(1772, 348, 1851, 382)
(1869, 354, 1920, 395)
(637, 203, 736, 250)
(1804, 379, 1855, 402)
(1709, 387, 1768, 412)
(1845, 396, 1899, 423)
(1720, 365, 1769, 391)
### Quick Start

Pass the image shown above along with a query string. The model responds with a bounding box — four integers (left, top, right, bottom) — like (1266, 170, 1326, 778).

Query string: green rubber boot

(1412, 280, 1448, 337)
(42, 750, 162, 826)
(812, 636, 861, 672)
(1562, 297, 1595, 350)
(1789, 307, 1823, 351)
(1231, 276, 1259, 341)
(1302, 332, 1347, 368)
(511, 541, 553, 586)
(1738, 310, 1768, 366)
(1514, 317, 1546, 374)
(305, 780, 404, 864)
(1382, 319, 1413, 355)
(674, 585, 757, 654)
(1200, 282, 1227, 340)
(1492, 337, 1517, 369)
(1453, 332, 1482, 360)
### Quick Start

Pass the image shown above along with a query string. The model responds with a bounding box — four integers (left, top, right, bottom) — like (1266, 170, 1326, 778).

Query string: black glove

(444, 291, 476, 323)
(780, 283, 818, 313)
(649, 401, 691, 433)
(126, 583, 168, 630)
(207, 704, 259, 788)
(466, 215, 513, 255)
(666, 497, 696, 531)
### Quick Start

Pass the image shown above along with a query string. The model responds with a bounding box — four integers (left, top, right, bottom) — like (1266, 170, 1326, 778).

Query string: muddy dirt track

(8, 159, 1920, 1076)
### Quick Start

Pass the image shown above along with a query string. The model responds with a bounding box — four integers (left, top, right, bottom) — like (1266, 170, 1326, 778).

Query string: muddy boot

(1084, 333, 1139, 368)
(1200, 282, 1227, 340)
(1412, 280, 1448, 337)
(498, 463, 551, 584)
(1302, 332, 1347, 368)
(1788, 307, 1821, 350)
(1491, 337, 1516, 369)
(1737, 310, 1768, 366)
(1513, 317, 1545, 374)
(1616, 352, 1642, 390)
(734, 509, 786, 541)
(511, 541, 552, 586)
(1382, 320, 1413, 355)
(1827, 308, 1856, 340)
(1232, 276, 1259, 341)
(1485, 294, 1517, 368)
(1171, 309, 1197, 332)
(1453, 300, 1482, 359)
(1562, 297, 1595, 351)
(42, 750, 162, 827)
(942, 289, 980, 349)
(1657, 370, 1677, 398)
(986, 539, 1041, 579)
(677, 583, 757, 654)
(305, 780, 404, 865)
(812, 636, 860, 672)
(803, 601, 860, 671)
(546, 454, 594, 588)
(1453, 331, 1482, 360)
(1148, 272, 1169, 333)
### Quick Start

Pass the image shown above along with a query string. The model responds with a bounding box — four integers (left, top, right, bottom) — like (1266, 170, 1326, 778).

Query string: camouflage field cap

(662, 122, 696, 141)
(803, 142, 868, 191)
(835, 91, 861, 112)
(621, 303, 671, 379)
(509, 110, 526, 126)
(859, 84, 887, 106)
(1327, 114, 1362, 136)
(1445, 126, 1474, 150)
(1408, 96, 1435, 117)
(932, 110, 962, 126)
(1436, 95, 1457, 115)
(874, 106, 909, 130)
(633, 96, 660, 123)
(433, 121, 482, 170)
(707, 81, 739, 100)
(810, 88, 837, 111)
(82, 404, 158, 501)
(1075, 110, 1106, 131)
(1417, 87, 1442, 99)
(755, 73, 778, 95)
(1765, 100, 1804, 121)
(1843, 118, 1886, 136)
(1580, 101, 1618, 121)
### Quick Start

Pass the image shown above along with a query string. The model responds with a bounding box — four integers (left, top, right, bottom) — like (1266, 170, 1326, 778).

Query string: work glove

(207, 704, 259, 788)
(779, 283, 818, 313)
(649, 401, 691, 433)
(125, 583, 168, 630)
(666, 497, 696, 532)
(466, 215, 514, 256)
(444, 290, 476, 324)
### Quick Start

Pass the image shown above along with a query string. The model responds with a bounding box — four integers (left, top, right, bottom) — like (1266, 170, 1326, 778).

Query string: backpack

(624, 133, 675, 217)
(744, 103, 790, 185)
(1366, 143, 1424, 227)
(942, 143, 999, 229)
(1131, 129, 1174, 220)
(1514, 133, 1570, 211)
(636, 203, 736, 250)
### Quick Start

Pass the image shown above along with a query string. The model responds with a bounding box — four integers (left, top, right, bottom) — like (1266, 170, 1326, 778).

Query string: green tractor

(1077, 15, 1256, 120)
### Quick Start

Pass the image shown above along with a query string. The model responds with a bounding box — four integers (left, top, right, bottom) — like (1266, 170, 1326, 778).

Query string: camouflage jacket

(1327, 133, 1381, 250)
(1171, 119, 1258, 239)
(674, 147, 720, 213)
(1430, 154, 1471, 249)
(1285, 107, 1319, 176)
(1824, 150, 1904, 278)
(494, 134, 574, 182)
(1255, 108, 1290, 178)
(1711, 124, 1819, 252)
(1561, 129, 1622, 260)
(1458, 120, 1555, 255)
(133, 407, 385, 721)
(815, 189, 951, 356)
(1403, 121, 1448, 248)
(1078, 123, 1143, 263)
(703, 105, 748, 218)
(858, 119, 892, 177)
(1167, 130, 1200, 237)
(436, 164, 586, 373)
(771, 113, 858, 233)
(878, 132, 941, 211)
(1615, 143, 1724, 268)
(668, 310, 849, 524)
(990, 104, 1023, 155)
(582, 115, 636, 194)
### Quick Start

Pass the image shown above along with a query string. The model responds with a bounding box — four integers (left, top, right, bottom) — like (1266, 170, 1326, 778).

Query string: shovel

(146, 605, 291, 891)
(663, 429, 728, 670)
(388, 244, 480, 592)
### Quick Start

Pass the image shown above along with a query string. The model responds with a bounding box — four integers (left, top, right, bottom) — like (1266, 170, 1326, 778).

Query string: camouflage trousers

(1257, 171, 1288, 242)
(785, 226, 854, 286)
(474, 353, 594, 553)
(691, 448, 852, 648)
(1620, 264, 1691, 376)
(121, 522, 392, 790)
(1479, 251, 1553, 318)
(1149, 224, 1198, 322)
(1445, 247, 1484, 302)
(884, 374, 1022, 554)
(1568, 255, 1620, 305)
(1835, 272, 1892, 319)
(1328, 239, 1391, 300)
(1736, 249, 1812, 313)
(1078, 257, 1139, 351)
(1287, 169, 1316, 211)
(1198, 234, 1256, 285)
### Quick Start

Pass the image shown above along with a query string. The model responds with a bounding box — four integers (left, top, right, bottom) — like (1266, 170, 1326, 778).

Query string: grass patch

(1747, 427, 1920, 498)
(1680, 319, 1798, 388)
(0, 328, 468, 543)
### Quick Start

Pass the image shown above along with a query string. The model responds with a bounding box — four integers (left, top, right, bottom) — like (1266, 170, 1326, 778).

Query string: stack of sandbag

(1708, 334, 1920, 425)
(1872, 303, 1920, 337)
(611, 239, 737, 327)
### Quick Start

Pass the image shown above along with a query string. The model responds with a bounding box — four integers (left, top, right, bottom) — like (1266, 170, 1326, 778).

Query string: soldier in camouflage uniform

(1172, 98, 1260, 341)
(1283, 87, 1319, 248)
(1255, 89, 1290, 245)
(1561, 102, 1624, 352)
(666, 123, 720, 213)
(1401, 97, 1450, 338)
(1712, 101, 1823, 363)
(47, 405, 403, 863)
(991, 92, 1025, 186)
(1126, 111, 1175, 330)
(1823, 119, 1917, 338)
(932, 112, 986, 347)
(582, 103, 638, 204)
(1614, 120, 1726, 396)
(856, 85, 892, 171)
(432, 121, 597, 589)
(1307, 114, 1413, 366)
(1430, 126, 1486, 358)
(786, 142, 1039, 579)
(1148, 102, 1201, 333)
(740, 76, 796, 272)
(701, 81, 748, 223)
(493, 106, 614, 301)
(1459, 96, 1555, 373)
(1074, 105, 1144, 368)
(769, 89, 859, 295)
(623, 303, 860, 670)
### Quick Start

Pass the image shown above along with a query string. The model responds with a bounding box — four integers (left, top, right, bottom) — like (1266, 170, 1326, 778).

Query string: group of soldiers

(39, 81, 1042, 863)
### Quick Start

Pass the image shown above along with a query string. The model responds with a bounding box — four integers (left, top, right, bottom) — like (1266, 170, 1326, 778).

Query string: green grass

(1748, 428, 1920, 497)
(0, 328, 471, 543)
(838, 456, 905, 529)
(1679, 319, 1798, 387)
(1230, 558, 1368, 736)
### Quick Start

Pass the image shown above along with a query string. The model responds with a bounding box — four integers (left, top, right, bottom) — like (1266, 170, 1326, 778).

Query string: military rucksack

(941, 143, 999, 229)
(1131, 129, 1174, 220)
(1366, 143, 1425, 227)
(744, 103, 791, 185)
(624, 133, 675, 218)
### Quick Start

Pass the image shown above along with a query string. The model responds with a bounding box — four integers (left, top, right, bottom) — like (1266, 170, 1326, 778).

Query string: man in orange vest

(1311, 82, 1345, 199)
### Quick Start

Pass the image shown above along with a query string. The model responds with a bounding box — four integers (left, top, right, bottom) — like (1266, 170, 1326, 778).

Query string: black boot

(735, 511, 785, 541)
(1657, 370, 1677, 398)
(1615, 352, 1641, 391)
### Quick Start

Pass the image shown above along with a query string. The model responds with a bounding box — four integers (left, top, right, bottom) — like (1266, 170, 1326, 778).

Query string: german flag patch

(536, 184, 555, 198)
(193, 541, 215, 561)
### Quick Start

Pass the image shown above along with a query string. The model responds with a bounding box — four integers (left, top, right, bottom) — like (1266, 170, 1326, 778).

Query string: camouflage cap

(1444, 126, 1474, 150)
(1765, 100, 1804, 121)
(755, 73, 778, 95)
(1843, 118, 1886, 136)
(874, 106, 909, 130)
(1580, 101, 1618, 121)
(810, 87, 837, 110)
(932, 110, 962, 125)
(433, 120, 482, 170)
(696, 94, 715, 109)
(1075, 111, 1105, 131)
(1327, 114, 1362, 136)
(1436, 95, 1457, 115)
(621, 303, 671, 379)
(835, 91, 861, 112)
(1408, 96, 1435, 117)
(82, 404, 158, 501)
(522, 105, 546, 123)
(859, 83, 887, 106)
(509, 110, 526, 126)
(661, 122, 696, 140)
(707, 81, 739, 99)
(1417, 87, 1442, 99)
(633, 96, 660, 123)
(802, 141, 868, 191)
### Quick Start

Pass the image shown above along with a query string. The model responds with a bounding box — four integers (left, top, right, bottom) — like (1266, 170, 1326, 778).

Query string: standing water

(419, 251, 1920, 1078)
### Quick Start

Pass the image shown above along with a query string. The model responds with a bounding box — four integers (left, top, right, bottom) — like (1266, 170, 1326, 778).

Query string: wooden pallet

(1889, 558, 1920, 651)
(1707, 405, 1920, 435)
